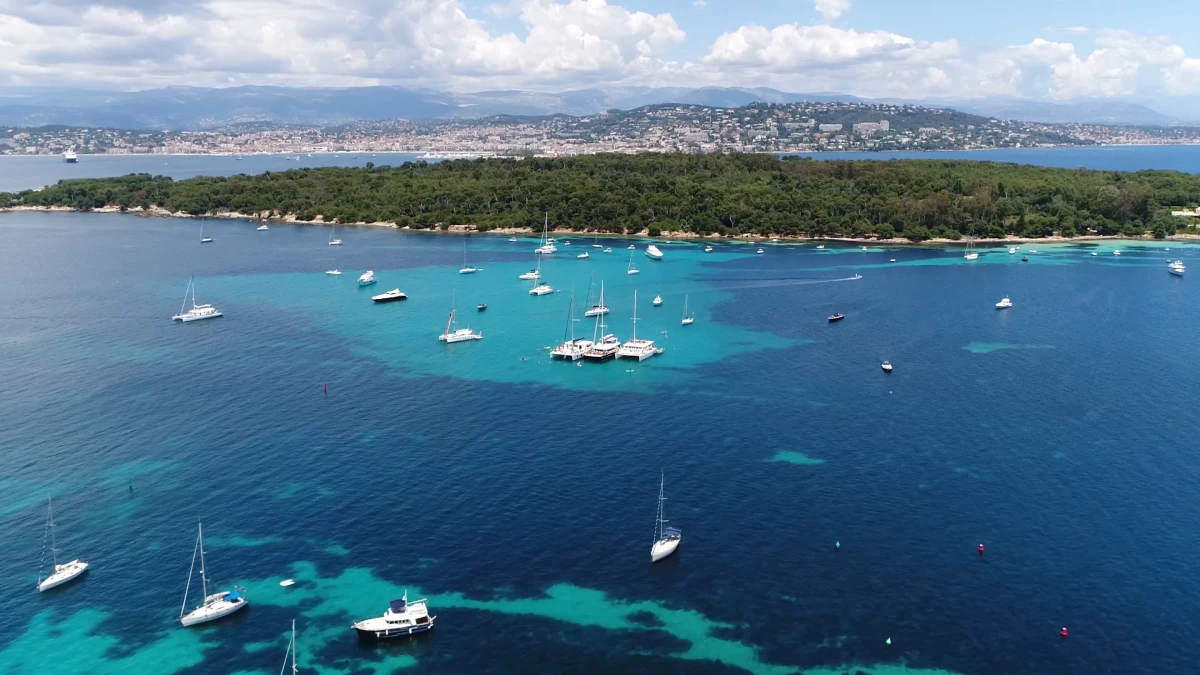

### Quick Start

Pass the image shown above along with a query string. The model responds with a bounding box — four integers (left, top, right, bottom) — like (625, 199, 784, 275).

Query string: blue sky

(0, 0, 1198, 112)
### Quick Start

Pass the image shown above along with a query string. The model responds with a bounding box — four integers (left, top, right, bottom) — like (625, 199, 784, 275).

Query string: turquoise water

(3, 212, 1200, 674)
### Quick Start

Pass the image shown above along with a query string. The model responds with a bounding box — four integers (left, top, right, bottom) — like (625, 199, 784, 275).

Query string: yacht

(828, 313, 844, 322)
(64, 150, 78, 163)
(816, 244, 825, 249)
(681, 294, 694, 326)
(652, 295, 663, 306)
(627, 250, 639, 275)
(550, 290, 593, 360)
(328, 224, 342, 246)
(535, 215, 557, 254)
(36, 498, 88, 592)
(996, 296, 1013, 309)
(577, 252, 590, 260)
(583, 293, 621, 362)
(353, 592, 435, 640)
(1091, 252, 1098, 257)
(529, 283, 554, 296)
(881, 361, 893, 373)
(1169, 260, 1186, 275)
(172, 276, 223, 322)
(584, 279, 610, 317)
(358, 271, 377, 286)
(617, 291, 657, 361)
(372, 289, 407, 303)
(1009, 247, 1017, 254)
(459, 241, 477, 273)
(179, 523, 247, 626)
(326, 269, 341, 275)
(650, 474, 681, 563)
(756, 248, 764, 254)
(257, 224, 269, 231)
(627, 244, 635, 250)
(438, 297, 482, 342)
(704, 245, 713, 253)
(508, 237, 518, 242)
(646, 245, 664, 260)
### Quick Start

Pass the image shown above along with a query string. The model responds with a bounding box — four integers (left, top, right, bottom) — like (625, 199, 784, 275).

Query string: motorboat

(996, 297, 1013, 309)
(172, 275, 223, 322)
(529, 284, 554, 296)
(564, 240, 571, 246)
(890, 258, 896, 263)
(577, 252, 590, 259)
(1091, 252, 1098, 256)
(881, 361, 893, 373)
(828, 313, 844, 322)
(1169, 260, 1186, 275)
(652, 295, 663, 307)
(1022, 256, 1028, 262)
(603, 248, 612, 254)
(1113, 250, 1122, 256)
(257, 224, 269, 231)
(508, 237, 518, 242)
(645, 245, 664, 260)
(358, 271, 377, 286)
(650, 474, 681, 563)
(704, 245, 713, 252)
(861, 246, 868, 251)
(326, 269, 342, 275)
(372, 289, 407, 303)
(438, 298, 482, 342)
(179, 523, 247, 626)
(816, 245, 825, 249)
(756, 248, 764, 254)
(36, 498, 88, 592)
(477, 303, 487, 311)
(627, 244, 635, 250)
(1009, 247, 1017, 254)
(353, 593, 435, 640)
(617, 291, 657, 361)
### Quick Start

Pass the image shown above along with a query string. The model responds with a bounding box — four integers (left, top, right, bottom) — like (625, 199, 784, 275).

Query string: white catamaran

(172, 275, 223, 322)
(328, 224, 342, 246)
(36, 497, 88, 592)
(179, 522, 247, 626)
(550, 287, 593, 360)
(651, 474, 682, 562)
(438, 295, 482, 343)
(616, 290, 657, 360)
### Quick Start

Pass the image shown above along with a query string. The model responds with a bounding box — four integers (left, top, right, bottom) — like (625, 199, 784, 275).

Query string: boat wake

(714, 273, 864, 291)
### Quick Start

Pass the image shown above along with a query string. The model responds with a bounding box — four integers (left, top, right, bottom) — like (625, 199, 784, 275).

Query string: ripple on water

(766, 451, 826, 466)
(963, 342, 1056, 354)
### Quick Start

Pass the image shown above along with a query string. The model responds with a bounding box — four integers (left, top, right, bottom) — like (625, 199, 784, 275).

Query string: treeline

(5, 154, 1200, 240)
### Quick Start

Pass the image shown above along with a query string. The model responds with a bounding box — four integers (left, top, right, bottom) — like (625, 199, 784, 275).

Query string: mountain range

(0, 86, 1190, 130)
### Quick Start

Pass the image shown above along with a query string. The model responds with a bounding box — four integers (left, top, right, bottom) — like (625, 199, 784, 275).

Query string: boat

(1113, 250, 1122, 256)
(179, 523, 248, 626)
(881, 361, 893, 373)
(1169, 260, 1186, 275)
(172, 275, 223, 322)
(964, 228, 978, 260)
(199, 222, 213, 243)
(358, 271, 376, 286)
(352, 591, 435, 640)
(816, 244, 825, 249)
(583, 279, 610, 317)
(1091, 252, 1098, 256)
(583, 291, 621, 362)
(704, 245, 713, 253)
(550, 289, 593, 360)
(64, 150, 78, 163)
(1022, 256, 1028, 262)
(755, 248, 764, 254)
(627, 244, 635, 250)
(529, 283, 554, 296)
(438, 296, 482, 342)
(326, 269, 341, 275)
(508, 237, 518, 242)
(996, 296, 1013, 309)
(372, 289, 407, 303)
(828, 313, 844, 322)
(603, 248, 612, 254)
(281, 620, 298, 675)
(328, 224, 342, 246)
(36, 498, 88, 592)
(477, 303, 487, 311)
(617, 291, 657, 360)
(627, 250, 639, 275)
(564, 240, 571, 246)
(577, 252, 590, 260)
(889, 258, 897, 263)
(519, 269, 540, 281)
(1009, 247, 1017, 254)
(535, 215, 557, 254)
(646, 245, 664, 260)
(459, 241, 477, 274)
(652, 295, 663, 307)
(257, 224, 269, 231)
(650, 474, 681, 563)
(681, 294, 694, 326)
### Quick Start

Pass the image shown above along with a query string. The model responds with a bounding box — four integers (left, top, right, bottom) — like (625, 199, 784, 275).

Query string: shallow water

(2, 213, 1200, 674)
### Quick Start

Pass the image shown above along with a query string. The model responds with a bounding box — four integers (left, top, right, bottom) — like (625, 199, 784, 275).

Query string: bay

(2, 212, 1199, 674)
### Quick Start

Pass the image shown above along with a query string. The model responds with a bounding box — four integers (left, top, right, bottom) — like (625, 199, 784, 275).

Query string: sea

(2, 147, 1200, 674)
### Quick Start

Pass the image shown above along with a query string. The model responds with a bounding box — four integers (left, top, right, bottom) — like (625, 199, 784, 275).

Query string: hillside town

(3, 102, 1199, 157)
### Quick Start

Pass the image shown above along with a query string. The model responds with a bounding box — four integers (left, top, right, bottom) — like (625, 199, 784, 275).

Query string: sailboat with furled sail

(36, 497, 88, 592)
(551, 286, 593, 360)
(651, 473, 681, 562)
(179, 522, 247, 626)
(438, 294, 482, 343)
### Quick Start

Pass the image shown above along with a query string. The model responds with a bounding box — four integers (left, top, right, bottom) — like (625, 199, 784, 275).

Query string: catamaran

(172, 275, 223, 322)
(583, 294, 621, 361)
(529, 283, 554, 296)
(328, 224, 342, 246)
(36, 498, 88, 592)
(617, 291, 657, 360)
(179, 522, 247, 626)
(681, 294, 694, 325)
(438, 295, 482, 342)
(651, 473, 682, 563)
(627, 250, 639, 275)
(550, 288, 593, 360)
(519, 256, 542, 281)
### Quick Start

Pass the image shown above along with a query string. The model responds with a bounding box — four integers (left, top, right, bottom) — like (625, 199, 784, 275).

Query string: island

(4, 154, 1200, 241)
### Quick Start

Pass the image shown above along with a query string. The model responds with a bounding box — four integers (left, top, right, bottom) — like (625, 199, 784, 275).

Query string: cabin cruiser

(1169, 260, 1186, 275)
(577, 252, 590, 259)
(583, 335, 621, 361)
(372, 289, 407, 303)
(756, 248, 764, 254)
(353, 594, 435, 640)
(828, 313, 844, 322)
(704, 245, 713, 252)
(816, 245, 825, 249)
(1009, 247, 1017, 254)
(652, 295, 663, 306)
(996, 297, 1013, 309)
(645, 245, 664, 260)
(257, 224, 269, 231)
(358, 271, 377, 286)
(529, 284, 554, 296)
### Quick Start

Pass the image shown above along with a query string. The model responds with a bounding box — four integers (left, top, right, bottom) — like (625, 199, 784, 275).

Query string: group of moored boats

(548, 282, 693, 362)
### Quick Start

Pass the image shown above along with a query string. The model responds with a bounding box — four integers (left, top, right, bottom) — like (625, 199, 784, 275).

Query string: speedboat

(257, 224, 269, 231)
(828, 313, 844, 322)
(529, 284, 554, 296)
(1009, 247, 1017, 254)
(477, 303, 487, 311)
(1169, 260, 1186, 275)
(1091, 252, 1098, 256)
(645, 245, 664, 260)
(564, 240, 571, 246)
(353, 593, 435, 640)
(518, 269, 540, 280)
(652, 295, 663, 306)
(996, 297, 1013, 309)
(881, 361, 893, 373)
(326, 269, 342, 275)
(816, 245, 825, 249)
(358, 271, 376, 286)
(577, 252, 590, 259)
(1022, 256, 1028, 262)
(890, 258, 896, 263)
(372, 289, 407, 303)
(862, 246, 868, 251)
(756, 248, 764, 254)
(704, 245, 713, 252)
(508, 237, 517, 242)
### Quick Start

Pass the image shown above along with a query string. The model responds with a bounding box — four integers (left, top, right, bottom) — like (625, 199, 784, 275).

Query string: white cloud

(813, 0, 850, 23)
(693, 0, 706, 8)
(1064, 26, 1088, 34)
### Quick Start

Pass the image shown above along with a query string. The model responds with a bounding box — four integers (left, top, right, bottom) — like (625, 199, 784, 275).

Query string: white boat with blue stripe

(353, 592, 435, 640)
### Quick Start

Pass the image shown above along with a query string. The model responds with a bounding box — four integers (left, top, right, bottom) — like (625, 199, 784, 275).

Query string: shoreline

(1, 205, 1188, 246)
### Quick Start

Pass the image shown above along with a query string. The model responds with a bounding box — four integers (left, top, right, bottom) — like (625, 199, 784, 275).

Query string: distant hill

(0, 86, 1186, 130)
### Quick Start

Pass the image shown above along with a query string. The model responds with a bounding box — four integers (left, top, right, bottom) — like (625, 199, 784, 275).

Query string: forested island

(4, 154, 1200, 241)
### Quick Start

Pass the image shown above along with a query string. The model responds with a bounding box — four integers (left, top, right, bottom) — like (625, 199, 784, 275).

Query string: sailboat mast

(631, 291, 638, 340)
(179, 275, 193, 316)
(445, 293, 456, 335)
(47, 498, 58, 567)
(180, 525, 200, 619)
(198, 522, 209, 601)
(568, 285, 576, 341)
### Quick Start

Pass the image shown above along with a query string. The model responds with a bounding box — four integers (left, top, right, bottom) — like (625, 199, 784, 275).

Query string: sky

(1, 0, 1198, 107)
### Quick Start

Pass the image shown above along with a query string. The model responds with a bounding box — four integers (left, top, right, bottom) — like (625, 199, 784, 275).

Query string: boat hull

(354, 621, 434, 641)
(651, 538, 680, 562)
(181, 595, 247, 626)
(372, 295, 407, 303)
(176, 311, 223, 322)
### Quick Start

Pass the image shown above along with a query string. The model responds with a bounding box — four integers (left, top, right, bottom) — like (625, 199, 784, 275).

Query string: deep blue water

(2, 145, 1198, 193)
(3, 214, 1200, 674)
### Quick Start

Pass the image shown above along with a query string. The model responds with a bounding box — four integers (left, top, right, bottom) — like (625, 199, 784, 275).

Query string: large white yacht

(645, 245, 664, 260)
(1169, 260, 1186, 275)
(179, 523, 247, 626)
(63, 150, 77, 163)
(36, 498, 88, 592)
(172, 276, 223, 322)
(353, 592, 435, 640)
(372, 289, 407, 303)
(358, 271, 377, 286)
(616, 291, 658, 360)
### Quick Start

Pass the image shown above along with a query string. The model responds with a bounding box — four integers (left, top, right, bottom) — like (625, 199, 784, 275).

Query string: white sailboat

(439, 294, 482, 342)
(535, 215, 557, 254)
(519, 256, 541, 281)
(681, 294, 694, 325)
(550, 287, 593, 360)
(281, 620, 298, 675)
(179, 522, 248, 626)
(459, 240, 477, 274)
(583, 285, 621, 361)
(172, 275, 223, 322)
(584, 278, 610, 317)
(199, 222, 213, 243)
(627, 250, 639, 275)
(964, 227, 979, 260)
(328, 224, 342, 246)
(651, 473, 681, 563)
(36, 498, 88, 592)
(616, 291, 657, 360)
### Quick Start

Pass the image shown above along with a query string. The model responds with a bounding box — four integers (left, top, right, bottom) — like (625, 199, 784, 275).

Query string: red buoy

(978, 544, 984, 556)
(323, 382, 328, 394)
(1061, 627, 1068, 640)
